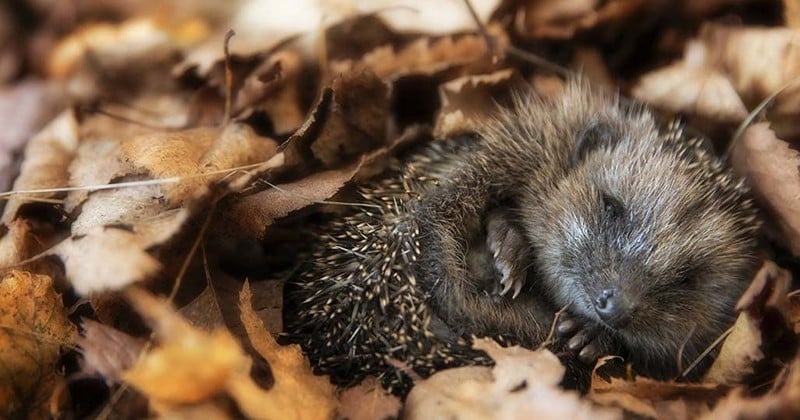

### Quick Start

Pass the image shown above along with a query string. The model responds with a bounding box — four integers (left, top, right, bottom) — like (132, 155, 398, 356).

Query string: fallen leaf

(123, 288, 254, 407)
(179, 281, 226, 331)
(78, 319, 146, 382)
(703, 311, 764, 384)
(703, 357, 800, 419)
(120, 123, 278, 205)
(0, 271, 77, 419)
(730, 123, 800, 256)
(245, 279, 284, 335)
(337, 376, 401, 420)
(404, 338, 621, 420)
(517, 0, 647, 40)
(330, 27, 508, 81)
(0, 80, 64, 191)
(632, 41, 747, 123)
(51, 225, 163, 295)
(236, 281, 336, 420)
(1, 109, 78, 224)
(434, 69, 529, 138)
(787, 0, 800, 29)
(228, 159, 364, 237)
(590, 370, 726, 418)
(702, 260, 792, 384)
(633, 23, 800, 137)
(47, 17, 188, 78)
(309, 72, 390, 168)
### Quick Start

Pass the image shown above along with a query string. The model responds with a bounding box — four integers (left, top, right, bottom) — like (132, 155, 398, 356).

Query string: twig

(223, 29, 236, 125)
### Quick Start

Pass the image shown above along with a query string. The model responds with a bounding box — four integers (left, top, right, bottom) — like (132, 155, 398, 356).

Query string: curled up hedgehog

(284, 79, 761, 394)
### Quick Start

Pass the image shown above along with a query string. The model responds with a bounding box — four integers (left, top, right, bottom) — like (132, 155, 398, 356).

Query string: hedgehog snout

(594, 286, 632, 328)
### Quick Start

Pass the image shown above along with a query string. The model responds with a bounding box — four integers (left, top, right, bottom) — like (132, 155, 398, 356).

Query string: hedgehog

(284, 79, 761, 395)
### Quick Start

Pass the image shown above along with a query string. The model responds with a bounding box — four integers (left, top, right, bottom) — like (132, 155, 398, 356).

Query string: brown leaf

(405, 338, 621, 420)
(336, 377, 401, 420)
(123, 288, 254, 407)
(517, 0, 646, 40)
(0, 219, 35, 272)
(702, 261, 791, 384)
(703, 312, 763, 385)
(0, 271, 77, 419)
(787, 0, 800, 29)
(236, 281, 336, 420)
(233, 50, 306, 134)
(120, 123, 278, 205)
(590, 371, 726, 418)
(244, 279, 284, 335)
(632, 42, 747, 123)
(702, 357, 800, 418)
(0, 80, 64, 190)
(730, 123, 800, 256)
(228, 159, 364, 237)
(46, 17, 193, 78)
(78, 319, 146, 382)
(1, 109, 78, 224)
(50, 225, 163, 295)
(634, 23, 800, 136)
(330, 27, 508, 81)
(434, 69, 529, 139)
(179, 282, 226, 331)
(310, 72, 390, 167)
(361, 0, 501, 35)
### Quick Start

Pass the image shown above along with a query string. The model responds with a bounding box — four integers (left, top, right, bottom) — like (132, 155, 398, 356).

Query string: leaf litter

(0, 0, 800, 418)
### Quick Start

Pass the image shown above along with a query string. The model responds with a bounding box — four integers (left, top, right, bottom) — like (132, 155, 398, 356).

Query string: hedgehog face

(526, 125, 759, 370)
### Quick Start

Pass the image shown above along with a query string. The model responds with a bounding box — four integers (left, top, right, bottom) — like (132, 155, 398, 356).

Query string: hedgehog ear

(571, 120, 618, 165)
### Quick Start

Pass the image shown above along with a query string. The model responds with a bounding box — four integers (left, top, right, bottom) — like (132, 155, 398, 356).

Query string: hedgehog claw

(486, 209, 529, 299)
(557, 313, 613, 365)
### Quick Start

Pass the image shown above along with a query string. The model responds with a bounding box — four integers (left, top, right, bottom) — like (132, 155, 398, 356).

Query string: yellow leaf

(0, 271, 77, 419)
(236, 282, 336, 420)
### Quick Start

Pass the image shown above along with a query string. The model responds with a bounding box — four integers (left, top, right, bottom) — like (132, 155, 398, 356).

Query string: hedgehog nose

(594, 288, 630, 327)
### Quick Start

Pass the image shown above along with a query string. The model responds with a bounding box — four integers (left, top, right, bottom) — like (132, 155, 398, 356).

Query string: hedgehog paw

(486, 209, 528, 299)
(557, 313, 611, 365)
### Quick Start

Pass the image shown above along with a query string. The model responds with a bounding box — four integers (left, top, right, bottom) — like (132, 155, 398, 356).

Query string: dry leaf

(0, 271, 77, 419)
(703, 312, 763, 384)
(50, 225, 162, 295)
(730, 123, 800, 256)
(236, 281, 336, 420)
(47, 17, 198, 78)
(78, 319, 146, 382)
(310, 72, 389, 167)
(232, 49, 305, 133)
(703, 357, 800, 419)
(330, 27, 508, 81)
(517, 0, 646, 40)
(434, 69, 528, 138)
(632, 41, 747, 123)
(229, 159, 364, 237)
(703, 260, 792, 383)
(337, 377, 401, 420)
(1, 109, 78, 224)
(244, 279, 284, 335)
(787, 0, 800, 29)
(0, 80, 64, 190)
(179, 282, 225, 330)
(404, 338, 621, 420)
(123, 288, 255, 408)
(634, 23, 800, 136)
(120, 123, 278, 205)
(590, 370, 726, 418)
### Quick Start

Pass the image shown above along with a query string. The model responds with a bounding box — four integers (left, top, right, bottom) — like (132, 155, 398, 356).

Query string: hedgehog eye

(601, 192, 624, 219)
(675, 266, 697, 286)
(572, 120, 617, 165)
